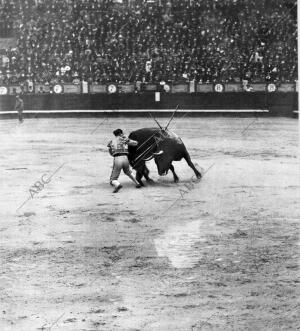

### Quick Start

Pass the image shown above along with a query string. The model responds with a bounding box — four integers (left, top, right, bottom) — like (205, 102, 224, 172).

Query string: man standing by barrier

(15, 94, 24, 123)
(108, 129, 142, 193)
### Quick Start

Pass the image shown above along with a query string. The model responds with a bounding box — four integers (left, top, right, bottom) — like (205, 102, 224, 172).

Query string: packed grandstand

(0, 0, 297, 86)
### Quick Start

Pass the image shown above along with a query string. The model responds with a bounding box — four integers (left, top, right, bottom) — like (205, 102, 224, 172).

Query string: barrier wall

(0, 92, 298, 116)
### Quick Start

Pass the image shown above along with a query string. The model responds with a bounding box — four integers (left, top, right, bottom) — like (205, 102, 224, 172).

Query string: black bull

(128, 128, 202, 186)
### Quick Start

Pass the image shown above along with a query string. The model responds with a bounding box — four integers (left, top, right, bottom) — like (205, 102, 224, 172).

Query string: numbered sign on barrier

(164, 84, 171, 93)
(54, 84, 63, 94)
(267, 83, 277, 92)
(0, 86, 8, 95)
(214, 83, 224, 93)
(107, 84, 117, 94)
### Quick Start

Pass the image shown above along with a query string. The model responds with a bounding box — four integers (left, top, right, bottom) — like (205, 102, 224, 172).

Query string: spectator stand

(0, 0, 297, 87)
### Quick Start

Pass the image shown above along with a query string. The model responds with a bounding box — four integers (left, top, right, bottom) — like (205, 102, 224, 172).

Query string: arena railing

(0, 81, 297, 96)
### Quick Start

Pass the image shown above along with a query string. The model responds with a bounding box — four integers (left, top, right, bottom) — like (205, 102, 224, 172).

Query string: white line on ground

(0, 109, 270, 114)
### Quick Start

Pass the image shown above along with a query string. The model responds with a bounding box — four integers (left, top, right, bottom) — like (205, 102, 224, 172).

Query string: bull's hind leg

(170, 164, 179, 183)
(184, 153, 202, 178)
(143, 165, 154, 182)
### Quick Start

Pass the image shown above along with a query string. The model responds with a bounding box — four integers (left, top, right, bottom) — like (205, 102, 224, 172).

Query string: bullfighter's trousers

(110, 155, 136, 188)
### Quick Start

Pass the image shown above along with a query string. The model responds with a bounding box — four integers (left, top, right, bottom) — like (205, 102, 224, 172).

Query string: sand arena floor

(0, 116, 299, 331)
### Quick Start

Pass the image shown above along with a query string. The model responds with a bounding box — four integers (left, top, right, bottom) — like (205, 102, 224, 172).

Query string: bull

(128, 128, 201, 186)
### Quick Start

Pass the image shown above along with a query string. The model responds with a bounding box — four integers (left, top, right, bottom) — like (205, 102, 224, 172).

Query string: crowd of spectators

(0, 0, 297, 86)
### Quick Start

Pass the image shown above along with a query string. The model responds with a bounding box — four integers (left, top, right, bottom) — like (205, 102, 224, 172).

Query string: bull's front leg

(143, 165, 154, 183)
(135, 170, 145, 186)
(170, 164, 179, 183)
(184, 153, 202, 178)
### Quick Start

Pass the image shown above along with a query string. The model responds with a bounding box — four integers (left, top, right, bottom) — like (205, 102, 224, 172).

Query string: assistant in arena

(15, 94, 24, 123)
(107, 129, 142, 193)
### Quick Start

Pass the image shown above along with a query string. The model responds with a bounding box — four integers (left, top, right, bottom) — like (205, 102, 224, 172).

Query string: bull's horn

(143, 155, 154, 161)
(153, 150, 164, 155)
(143, 150, 163, 161)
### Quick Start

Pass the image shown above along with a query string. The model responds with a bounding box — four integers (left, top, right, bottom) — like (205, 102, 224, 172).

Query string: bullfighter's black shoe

(113, 184, 123, 193)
